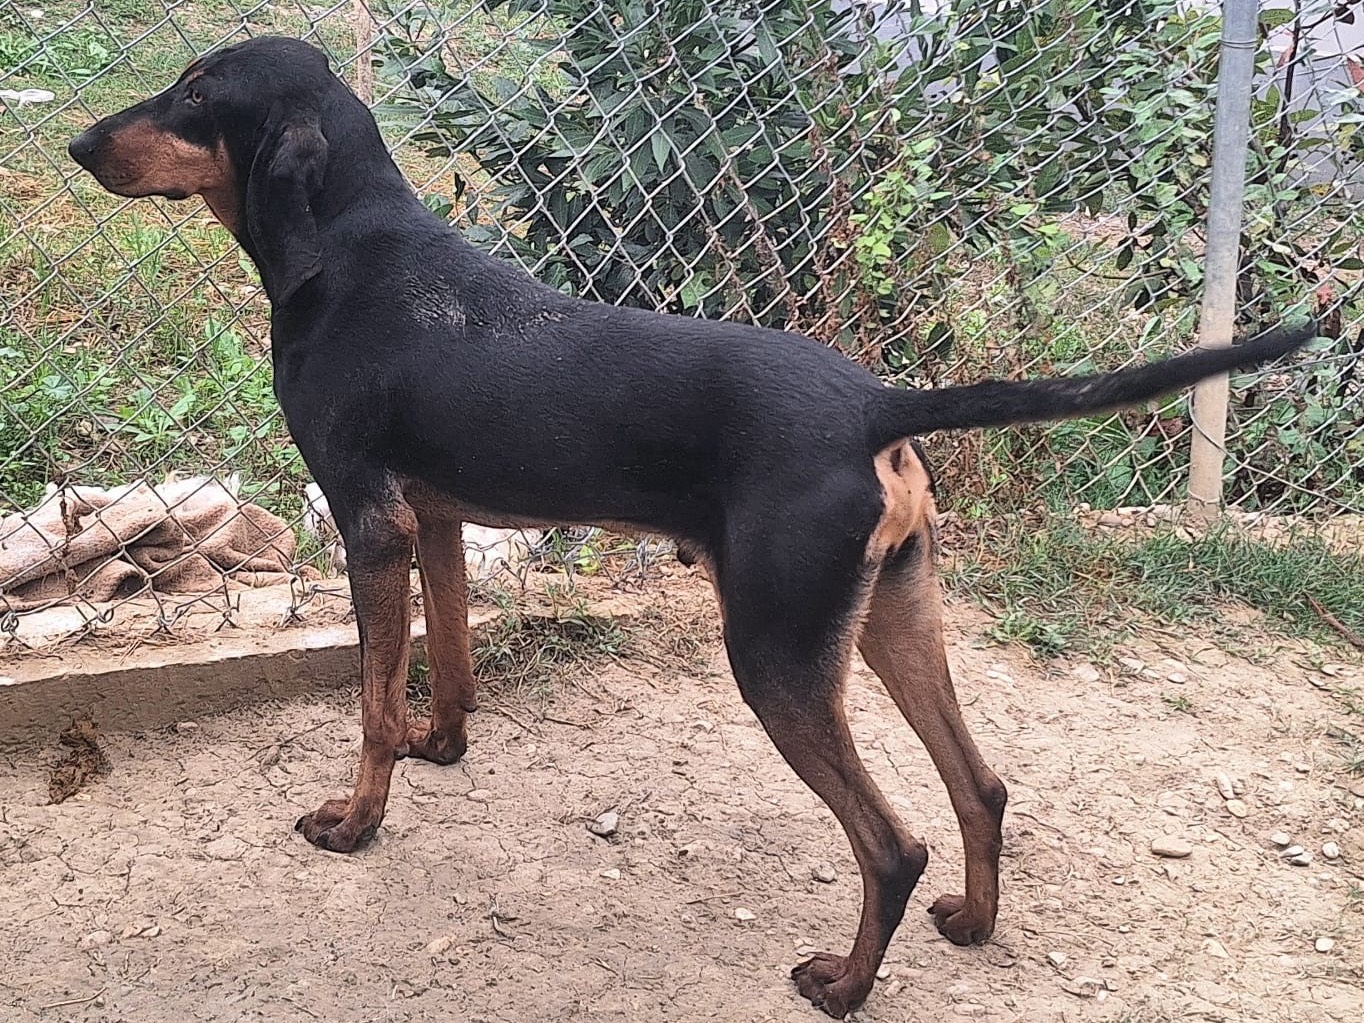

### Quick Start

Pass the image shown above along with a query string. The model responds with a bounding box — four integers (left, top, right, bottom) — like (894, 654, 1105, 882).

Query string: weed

(1161, 694, 1194, 714)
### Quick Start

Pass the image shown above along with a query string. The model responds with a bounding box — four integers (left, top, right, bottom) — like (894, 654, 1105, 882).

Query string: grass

(407, 584, 631, 713)
(945, 515, 1364, 659)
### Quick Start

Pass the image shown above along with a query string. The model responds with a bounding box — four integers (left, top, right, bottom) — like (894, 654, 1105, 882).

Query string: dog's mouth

(88, 167, 190, 201)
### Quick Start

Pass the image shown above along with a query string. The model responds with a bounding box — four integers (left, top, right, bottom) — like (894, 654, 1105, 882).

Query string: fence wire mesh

(1, 0, 1361, 648)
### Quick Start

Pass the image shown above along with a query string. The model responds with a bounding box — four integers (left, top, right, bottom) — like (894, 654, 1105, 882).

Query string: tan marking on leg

(856, 529, 1007, 945)
(404, 513, 475, 764)
(869, 440, 934, 558)
(297, 502, 417, 852)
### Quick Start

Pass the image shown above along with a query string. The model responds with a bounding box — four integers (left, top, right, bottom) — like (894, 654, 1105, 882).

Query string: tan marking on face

(868, 439, 934, 559)
(100, 120, 238, 230)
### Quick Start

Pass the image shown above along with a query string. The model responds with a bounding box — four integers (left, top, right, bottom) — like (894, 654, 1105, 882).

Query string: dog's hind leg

(857, 527, 1008, 946)
(719, 508, 927, 1018)
(401, 513, 475, 765)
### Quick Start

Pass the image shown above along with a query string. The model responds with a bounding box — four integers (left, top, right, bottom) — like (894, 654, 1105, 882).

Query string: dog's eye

(186, 87, 204, 106)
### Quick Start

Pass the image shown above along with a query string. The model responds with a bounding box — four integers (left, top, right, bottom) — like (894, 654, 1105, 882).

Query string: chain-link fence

(2, 0, 1361, 648)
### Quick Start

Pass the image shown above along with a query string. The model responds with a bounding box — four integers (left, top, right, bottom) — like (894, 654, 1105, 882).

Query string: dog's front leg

(296, 500, 417, 852)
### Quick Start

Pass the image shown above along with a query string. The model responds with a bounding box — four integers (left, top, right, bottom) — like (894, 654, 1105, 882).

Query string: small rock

(876, 964, 891, 980)
(78, 930, 113, 950)
(1203, 938, 1229, 959)
(1269, 832, 1292, 848)
(1072, 663, 1102, 684)
(424, 935, 455, 955)
(1166, 671, 1187, 685)
(588, 811, 619, 838)
(1224, 799, 1249, 818)
(812, 862, 837, 884)
(734, 908, 756, 922)
(204, 836, 248, 861)
(174, 721, 198, 733)
(1326, 817, 1348, 834)
(1290, 851, 1313, 866)
(600, 868, 621, 880)
(1214, 773, 1236, 800)
(1282, 845, 1305, 857)
(1097, 511, 1122, 528)
(1047, 951, 1068, 968)
(1118, 657, 1145, 674)
(1066, 976, 1106, 998)
(1315, 937, 1336, 953)
(955, 1004, 986, 1017)
(1150, 836, 1192, 859)
(1322, 842, 1341, 860)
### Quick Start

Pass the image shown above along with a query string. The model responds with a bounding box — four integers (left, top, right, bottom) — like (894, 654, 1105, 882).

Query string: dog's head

(68, 36, 368, 303)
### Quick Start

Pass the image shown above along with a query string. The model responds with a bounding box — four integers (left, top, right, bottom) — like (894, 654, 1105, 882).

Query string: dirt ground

(2, 575, 1362, 1023)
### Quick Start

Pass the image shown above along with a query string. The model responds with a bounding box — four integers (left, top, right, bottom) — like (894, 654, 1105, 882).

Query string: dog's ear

(246, 103, 328, 306)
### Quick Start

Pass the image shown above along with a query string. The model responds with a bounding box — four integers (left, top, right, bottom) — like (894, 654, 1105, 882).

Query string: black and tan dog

(69, 37, 1313, 1017)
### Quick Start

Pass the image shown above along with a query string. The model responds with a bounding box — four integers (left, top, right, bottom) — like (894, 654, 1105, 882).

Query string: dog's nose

(67, 128, 100, 169)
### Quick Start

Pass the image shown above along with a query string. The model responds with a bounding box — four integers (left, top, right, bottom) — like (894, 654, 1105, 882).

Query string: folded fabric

(0, 475, 305, 611)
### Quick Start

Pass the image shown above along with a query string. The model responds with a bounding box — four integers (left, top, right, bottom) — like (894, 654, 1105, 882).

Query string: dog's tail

(866, 321, 1317, 452)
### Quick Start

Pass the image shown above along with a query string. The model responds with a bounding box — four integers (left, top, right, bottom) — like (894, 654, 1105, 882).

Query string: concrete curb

(0, 583, 644, 745)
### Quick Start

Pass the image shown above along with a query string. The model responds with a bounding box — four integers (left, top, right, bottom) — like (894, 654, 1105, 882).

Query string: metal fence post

(1187, 0, 1260, 520)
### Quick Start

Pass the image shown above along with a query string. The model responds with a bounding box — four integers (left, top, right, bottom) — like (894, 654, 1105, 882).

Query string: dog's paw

(396, 719, 466, 766)
(790, 952, 872, 1018)
(928, 893, 995, 946)
(294, 799, 378, 853)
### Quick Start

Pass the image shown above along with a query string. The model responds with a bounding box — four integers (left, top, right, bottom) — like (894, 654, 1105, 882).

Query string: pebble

(1150, 835, 1192, 859)
(1269, 832, 1292, 848)
(1282, 845, 1305, 858)
(600, 868, 620, 880)
(1322, 842, 1341, 860)
(465, 788, 491, 802)
(588, 811, 619, 838)
(1118, 657, 1145, 674)
(876, 964, 891, 980)
(203, 836, 248, 861)
(734, 908, 755, 921)
(424, 935, 455, 955)
(1072, 664, 1102, 684)
(1214, 773, 1236, 800)
(1315, 937, 1336, 953)
(812, 862, 837, 884)
(1290, 851, 1314, 866)
(1098, 511, 1123, 527)
(1224, 799, 1249, 818)
(1166, 671, 1187, 684)
(78, 930, 113, 950)
(1047, 951, 1068, 968)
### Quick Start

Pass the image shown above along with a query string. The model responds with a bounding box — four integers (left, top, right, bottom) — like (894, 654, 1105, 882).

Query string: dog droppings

(47, 718, 110, 804)
(588, 811, 618, 837)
